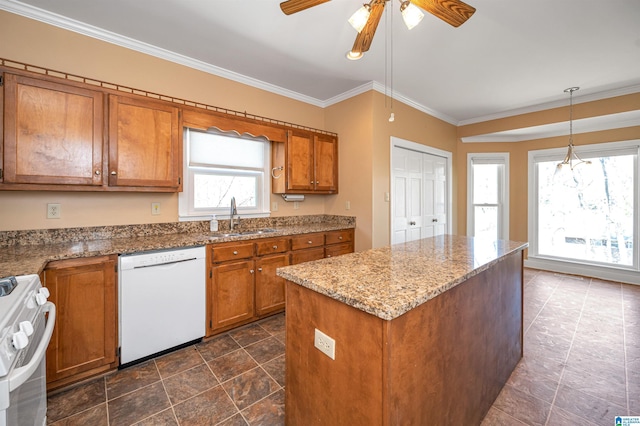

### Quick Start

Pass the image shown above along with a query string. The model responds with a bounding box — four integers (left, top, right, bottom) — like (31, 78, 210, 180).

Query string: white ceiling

(2, 0, 640, 125)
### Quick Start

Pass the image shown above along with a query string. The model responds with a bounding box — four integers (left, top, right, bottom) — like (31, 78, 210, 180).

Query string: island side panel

(285, 282, 385, 426)
(384, 249, 524, 425)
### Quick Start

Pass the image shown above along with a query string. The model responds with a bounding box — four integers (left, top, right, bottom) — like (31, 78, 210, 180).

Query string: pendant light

(557, 87, 591, 171)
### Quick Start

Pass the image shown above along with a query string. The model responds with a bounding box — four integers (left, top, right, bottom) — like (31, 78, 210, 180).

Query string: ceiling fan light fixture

(348, 3, 371, 33)
(346, 50, 364, 60)
(400, 1, 424, 30)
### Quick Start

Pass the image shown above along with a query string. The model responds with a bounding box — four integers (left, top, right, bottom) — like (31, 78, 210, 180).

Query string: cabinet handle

(250, 269, 254, 274)
(316, 181, 319, 184)
(327, 254, 332, 258)
(308, 240, 313, 244)
(310, 181, 314, 185)
(409, 221, 416, 225)
(432, 218, 438, 222)
(338, 236, 343, 240)
(273, 245, 278, 249)
(233, 251, 238, 255)
(258, 267, 263, 272)
(95, 170, 101, 176)
(110, 171, 117, 175)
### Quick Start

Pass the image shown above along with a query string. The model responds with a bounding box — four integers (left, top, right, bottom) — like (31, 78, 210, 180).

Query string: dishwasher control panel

(119, 246, 206, 270)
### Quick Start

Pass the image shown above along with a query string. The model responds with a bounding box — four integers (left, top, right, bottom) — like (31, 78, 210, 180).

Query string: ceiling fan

(280, 0, 476, 59)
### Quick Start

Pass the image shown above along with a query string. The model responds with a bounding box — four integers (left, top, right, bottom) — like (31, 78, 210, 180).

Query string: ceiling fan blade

(280, 0, 331, 15)
(351, 1, 385, 54)
(411, 0, 475, 27)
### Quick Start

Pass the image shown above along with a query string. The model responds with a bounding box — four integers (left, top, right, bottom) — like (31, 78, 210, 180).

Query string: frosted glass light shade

(349, 4, 371, 33)
(401, 2, 424, 30)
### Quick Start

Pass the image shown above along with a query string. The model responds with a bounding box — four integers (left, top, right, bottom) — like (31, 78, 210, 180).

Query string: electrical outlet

(314, 328, 335, 360)
(272, 201, 278, 212)
(384, 192, 390, 202)
(151, 202, 161, 215)
(345, 201, 351, 210)
(47, 203, 61, 219)
(293, 201, 300, 210)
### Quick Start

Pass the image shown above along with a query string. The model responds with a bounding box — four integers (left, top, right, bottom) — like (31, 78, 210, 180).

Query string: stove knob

(35, 292, 47, 306)
(19, 321, 34, 337)
(39, 287, 51, 298)
(12, 331, 29, 350)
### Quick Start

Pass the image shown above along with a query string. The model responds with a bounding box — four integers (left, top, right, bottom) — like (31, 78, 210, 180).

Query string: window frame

(466, 153, 510, 240)
(179, 128, 271, 221)
(527, 139, 640, 284)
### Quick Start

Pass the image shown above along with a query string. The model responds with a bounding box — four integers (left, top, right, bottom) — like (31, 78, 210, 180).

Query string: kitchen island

(277, 235, 528, 425)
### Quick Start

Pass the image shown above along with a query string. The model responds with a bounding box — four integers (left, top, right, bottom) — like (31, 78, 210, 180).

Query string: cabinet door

(314, 134, 338, 192)
(3, 73, 104, 185)
(286, 129, 314, 191)
(210, 260, 255, 331)
(44, 256, 117, 384)
(108, 95, 181, 189)
(255, 254, 289, 316)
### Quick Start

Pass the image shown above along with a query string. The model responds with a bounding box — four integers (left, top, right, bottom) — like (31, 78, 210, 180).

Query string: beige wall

(456, 93, 640, 244)
(2, 11, 638, 250)
(0, 10, 328, 231)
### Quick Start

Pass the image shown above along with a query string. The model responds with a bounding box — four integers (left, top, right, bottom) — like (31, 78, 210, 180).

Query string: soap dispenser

(210, 215, 219, 232)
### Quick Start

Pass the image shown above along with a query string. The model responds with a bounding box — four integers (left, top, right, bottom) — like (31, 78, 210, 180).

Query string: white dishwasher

(119, 246, 206, 366)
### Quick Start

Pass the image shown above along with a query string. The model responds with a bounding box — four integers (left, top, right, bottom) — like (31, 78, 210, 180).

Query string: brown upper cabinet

(2, 73, 104, 186)
(108, 95, 181, 189)
(272, 129, 338, 194)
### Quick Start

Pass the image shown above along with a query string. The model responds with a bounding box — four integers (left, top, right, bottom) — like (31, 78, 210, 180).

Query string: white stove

(0, 274, 56, 426)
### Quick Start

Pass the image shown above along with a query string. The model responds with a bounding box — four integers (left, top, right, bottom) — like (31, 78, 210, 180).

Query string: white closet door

(392, 146, 448, 244)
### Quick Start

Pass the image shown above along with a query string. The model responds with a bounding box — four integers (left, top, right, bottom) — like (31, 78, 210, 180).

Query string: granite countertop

(276, 234, 528, 321)
(0, 216, 354, 277)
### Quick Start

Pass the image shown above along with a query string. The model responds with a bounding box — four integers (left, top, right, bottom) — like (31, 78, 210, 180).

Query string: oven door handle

(9, 301, 56, 392)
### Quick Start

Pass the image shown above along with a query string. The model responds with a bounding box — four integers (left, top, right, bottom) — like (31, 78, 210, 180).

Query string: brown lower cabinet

(44, 255, 118, 390)
(207, 229, 354, 336)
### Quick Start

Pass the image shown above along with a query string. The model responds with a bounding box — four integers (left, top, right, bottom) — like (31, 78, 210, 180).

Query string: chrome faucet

(230, 197, 239, 230)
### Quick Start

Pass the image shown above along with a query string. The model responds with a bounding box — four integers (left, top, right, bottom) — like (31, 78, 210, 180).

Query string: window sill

(524, 256, 639, 285)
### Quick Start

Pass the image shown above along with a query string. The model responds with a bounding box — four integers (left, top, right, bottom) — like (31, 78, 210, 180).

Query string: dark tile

(155, 346, 203, 378)
(217, 413, 249, 426)
(480, 407, 528, 425)
(258, 314, 285, 335)
(163, 363, 219, 404)
(222, 367, 280, 410)
(262, 355, 285, 387)
(506, 360, 559, 403)
(546, 407, 599, 426)
(492, 384, 550, 426)
(517, 355, 564, 381)
(553, 384, 627, 424)
(47, 377, 106, 423)
(560, 365, 627, 408)
(106, 360, 160, 400)
(196, 334, 241, 361)
(49, 403, 108, 426)
(241, 389, 285, 426)
(133, 409, 178, 425)
(274, 332, 285, 345)
(244, 336, 285, 364)
(173, 386, 238, 425)
(107, 381, 170, 426)
(229, 324, 271, 347)
(209, 349, 258, 382)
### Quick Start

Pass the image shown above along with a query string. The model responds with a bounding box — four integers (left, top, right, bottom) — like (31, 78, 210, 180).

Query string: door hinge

(178, 177, 181, 185)
(116, 347, 120, 357)
(209, 269, 212, 279)
(0, 168, 3, 180)
(115, 263, 118, 273)
(0, 75, 3, 86)
(209, 320, 212, 329)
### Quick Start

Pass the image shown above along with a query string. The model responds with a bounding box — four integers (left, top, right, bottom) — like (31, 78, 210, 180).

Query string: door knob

(409, 221, 416, 225)
(432, 218, 438, 222)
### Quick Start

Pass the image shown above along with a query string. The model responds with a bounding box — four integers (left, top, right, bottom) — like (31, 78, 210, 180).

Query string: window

(467, 153, 509, 240)
(528, 140, 639, 283)
(179, 128, 271, 219)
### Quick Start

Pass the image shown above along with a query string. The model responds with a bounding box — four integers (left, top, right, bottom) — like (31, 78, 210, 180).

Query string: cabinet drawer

(291, 233, 325, 250)
(255, 238, 290, 256)
(325, 243, 353, 258)
(325, 229, 353, 245)
(211, 243, 254, 263)
(291, 247, 325, 265)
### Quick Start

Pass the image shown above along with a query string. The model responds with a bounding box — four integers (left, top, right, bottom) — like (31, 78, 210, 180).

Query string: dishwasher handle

(132, 257, 199, 269)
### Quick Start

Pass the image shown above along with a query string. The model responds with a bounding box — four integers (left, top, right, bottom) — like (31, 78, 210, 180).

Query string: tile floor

(47, 268, 640, 425)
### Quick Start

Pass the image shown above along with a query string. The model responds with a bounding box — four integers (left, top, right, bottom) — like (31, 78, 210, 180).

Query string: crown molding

(459, 84, 640, 126)
(0, 0, 326, 107)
